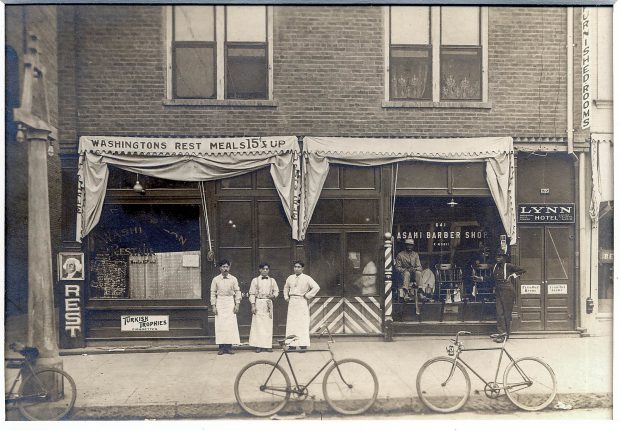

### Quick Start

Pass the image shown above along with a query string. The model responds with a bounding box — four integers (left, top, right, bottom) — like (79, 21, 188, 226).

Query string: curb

(66, 392, 612, 420)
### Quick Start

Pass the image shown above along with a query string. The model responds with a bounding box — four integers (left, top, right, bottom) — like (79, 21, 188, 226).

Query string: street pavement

(4, 332, 613, 420)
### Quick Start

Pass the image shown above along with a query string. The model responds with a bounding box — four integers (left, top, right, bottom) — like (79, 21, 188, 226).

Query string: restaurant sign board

(518, 204, 575, 224)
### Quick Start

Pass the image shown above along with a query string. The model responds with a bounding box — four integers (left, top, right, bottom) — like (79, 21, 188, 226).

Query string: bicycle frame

(5, 357, 44, 405)
(261, 330, 343, 397)
(445, 336, 533, 392)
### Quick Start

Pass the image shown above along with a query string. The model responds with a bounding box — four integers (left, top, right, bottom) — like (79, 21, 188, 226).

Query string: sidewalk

(6, 333, 612, 420)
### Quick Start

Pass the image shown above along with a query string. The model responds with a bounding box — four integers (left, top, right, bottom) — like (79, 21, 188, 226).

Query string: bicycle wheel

(234, 360, 291, 417)
(416, 356, 471, 413)
(503, 357, 557, 411)
(322, 359, 378, 415)
(18, 368, 77, 421)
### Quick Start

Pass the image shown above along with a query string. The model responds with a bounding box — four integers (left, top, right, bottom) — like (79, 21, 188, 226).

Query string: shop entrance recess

(517, 226, 575, 331)
(305, 230, 382, 334)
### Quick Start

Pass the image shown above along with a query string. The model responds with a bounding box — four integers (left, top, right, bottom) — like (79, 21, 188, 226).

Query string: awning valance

(589, 134, 614, 228)
(301, 136, 517, 244)
(77, 136, 301, 241)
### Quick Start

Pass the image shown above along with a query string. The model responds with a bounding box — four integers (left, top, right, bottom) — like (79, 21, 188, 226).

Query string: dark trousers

(495, 285, 516, 335)
(219, 344, 232, 352)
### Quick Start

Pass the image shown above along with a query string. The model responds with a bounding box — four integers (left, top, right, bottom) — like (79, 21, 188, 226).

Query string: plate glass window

(173, 6, 216, 98)
(226, 6, 268, 99)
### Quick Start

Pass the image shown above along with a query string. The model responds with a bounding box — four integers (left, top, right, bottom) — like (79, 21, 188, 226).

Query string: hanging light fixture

(133, 173, 145, 194)
(447, 197, 458, 207)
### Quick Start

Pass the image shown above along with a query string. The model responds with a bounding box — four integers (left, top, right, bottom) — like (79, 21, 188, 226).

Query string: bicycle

(416, 331, 557, 413)
(234, 327, 379, 417)
(5, 342, 77, 420)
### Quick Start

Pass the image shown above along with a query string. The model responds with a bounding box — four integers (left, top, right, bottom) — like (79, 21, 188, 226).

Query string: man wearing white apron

(284, 261, 320, 352)
(249, 263, 279, 353)
(210, 259, 241, 355)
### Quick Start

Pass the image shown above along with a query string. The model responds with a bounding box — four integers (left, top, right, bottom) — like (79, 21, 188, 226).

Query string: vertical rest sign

(582, 8, 591, 129)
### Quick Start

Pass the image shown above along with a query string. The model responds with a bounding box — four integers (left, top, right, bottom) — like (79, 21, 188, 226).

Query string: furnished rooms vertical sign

(582, 8, 592, 130)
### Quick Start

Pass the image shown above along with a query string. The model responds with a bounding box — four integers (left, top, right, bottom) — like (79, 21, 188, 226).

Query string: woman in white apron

(210, 260, 241, 355)
(284, 261, 320, 351)
(249, 263, 279, 352)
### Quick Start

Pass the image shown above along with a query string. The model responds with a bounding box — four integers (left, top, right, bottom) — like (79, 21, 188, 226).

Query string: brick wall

(58, 5, 582, 140)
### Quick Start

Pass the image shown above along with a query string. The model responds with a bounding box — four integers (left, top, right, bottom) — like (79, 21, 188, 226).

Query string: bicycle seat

(277, 335, 299, 346)
(10, 342, 39, 360)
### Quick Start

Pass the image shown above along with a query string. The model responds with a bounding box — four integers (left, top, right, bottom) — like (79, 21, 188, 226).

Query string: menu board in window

(89, 204, 201, 300)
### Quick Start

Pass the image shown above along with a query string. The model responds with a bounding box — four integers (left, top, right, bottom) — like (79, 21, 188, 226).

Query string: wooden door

(518, 226, 575, 331)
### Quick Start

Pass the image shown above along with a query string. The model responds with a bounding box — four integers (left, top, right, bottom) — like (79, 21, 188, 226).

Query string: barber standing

(210, 259, 241, 355)
(283, 261, 320, 352)
(474, 248, 525, 343)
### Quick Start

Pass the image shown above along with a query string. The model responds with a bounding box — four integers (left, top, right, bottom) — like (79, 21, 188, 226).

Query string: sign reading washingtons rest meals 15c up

(517, 204, 575, 224)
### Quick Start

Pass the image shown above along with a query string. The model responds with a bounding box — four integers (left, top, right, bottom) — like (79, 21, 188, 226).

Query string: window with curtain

(389, 6, 432, 100)
(440, 7, 481, 100)
(388, 6, 484, 102)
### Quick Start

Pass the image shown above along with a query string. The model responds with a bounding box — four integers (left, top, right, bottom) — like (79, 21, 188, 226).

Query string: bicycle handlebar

(318, 325, 335, 343)
(455, 331, 471, 344)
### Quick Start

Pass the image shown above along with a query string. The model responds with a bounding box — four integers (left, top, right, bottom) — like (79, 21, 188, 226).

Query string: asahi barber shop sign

(518, 204, 575, 224)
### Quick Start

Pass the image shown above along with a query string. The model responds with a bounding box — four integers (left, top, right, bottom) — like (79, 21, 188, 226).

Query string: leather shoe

(217, 350, 225, 355)
(255, 348, 262, 353)
(226, 349, 235, 355)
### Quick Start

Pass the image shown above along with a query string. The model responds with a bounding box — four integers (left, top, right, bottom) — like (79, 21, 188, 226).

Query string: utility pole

(13, 32, 61, 369)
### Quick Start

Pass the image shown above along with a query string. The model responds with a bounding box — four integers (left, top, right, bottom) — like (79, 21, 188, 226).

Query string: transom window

(387, 6, 487, 102)
(168, 5, 271, 100)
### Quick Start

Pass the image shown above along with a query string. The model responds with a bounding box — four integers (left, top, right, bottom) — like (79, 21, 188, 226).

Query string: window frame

(384, 6, 488, 106)
(166, 5, 274, 103)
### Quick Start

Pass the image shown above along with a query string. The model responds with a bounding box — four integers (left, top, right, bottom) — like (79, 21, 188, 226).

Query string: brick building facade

(5, 5, 611, 348)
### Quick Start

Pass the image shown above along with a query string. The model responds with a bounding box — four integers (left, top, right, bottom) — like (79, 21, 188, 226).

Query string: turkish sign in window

(121, 315, 170, 331)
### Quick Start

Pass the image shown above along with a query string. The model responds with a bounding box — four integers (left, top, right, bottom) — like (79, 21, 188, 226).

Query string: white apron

(285, 296, 311, 347)
(215, 296, 240, 345)
(249, 298, 274, 348)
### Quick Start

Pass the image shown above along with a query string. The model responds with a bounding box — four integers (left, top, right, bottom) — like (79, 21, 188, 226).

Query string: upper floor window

(168, 5, 272, 100)
(387, 6, 487, 103)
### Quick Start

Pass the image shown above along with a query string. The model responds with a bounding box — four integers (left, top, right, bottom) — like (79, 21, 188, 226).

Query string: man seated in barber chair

(395, 238, 424, 313)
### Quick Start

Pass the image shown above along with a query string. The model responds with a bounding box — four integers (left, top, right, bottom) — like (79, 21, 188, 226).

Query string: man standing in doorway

(283, 261, 320, 352)
(249, 263, 279, 353)
(210, 259, 241, 355)
(395, 238, 422, 300)
(474, 248, 525, 343)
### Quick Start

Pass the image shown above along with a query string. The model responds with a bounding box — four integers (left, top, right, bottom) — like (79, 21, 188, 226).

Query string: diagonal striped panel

(344, 298, 382, 334)
(310, 298, 344, 333)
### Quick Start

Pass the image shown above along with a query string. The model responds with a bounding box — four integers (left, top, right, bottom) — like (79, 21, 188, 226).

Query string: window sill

(382, 100, 492, 109)
(163, 99, 278, 108)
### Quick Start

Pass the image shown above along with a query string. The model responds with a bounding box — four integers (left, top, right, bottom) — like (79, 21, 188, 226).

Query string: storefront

(59, 135, 579, 348)
(300, 136, 518, 336)
(60, 135, 300, 347)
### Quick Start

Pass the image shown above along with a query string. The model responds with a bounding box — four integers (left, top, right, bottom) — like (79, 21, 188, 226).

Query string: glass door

(518, 226, 575, 331)
(305, 231, 382, 334)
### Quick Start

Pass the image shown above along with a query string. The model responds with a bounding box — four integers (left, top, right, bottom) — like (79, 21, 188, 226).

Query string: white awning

(589, 134, 614, 227)
(301, 136, 516, 244)
(77, 136, 301, 241)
